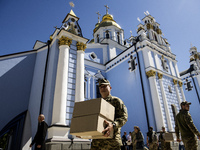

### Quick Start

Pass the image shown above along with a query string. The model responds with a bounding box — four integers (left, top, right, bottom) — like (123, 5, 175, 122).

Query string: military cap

(181, 101, 191, 106)
(98, 78, 110, 87)
(134, 126, 140, 130)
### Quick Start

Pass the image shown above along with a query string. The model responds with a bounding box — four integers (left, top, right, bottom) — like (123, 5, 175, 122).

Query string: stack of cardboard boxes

(70, 98, 115, 139)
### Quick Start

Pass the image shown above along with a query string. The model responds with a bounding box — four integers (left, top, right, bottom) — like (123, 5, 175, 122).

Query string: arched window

(154, 33, 158, 42)
(171, 104, 177, 122)
(106, 30, 110, 39)
(117, 32, 120, 44)
(97, 34, 99, 43)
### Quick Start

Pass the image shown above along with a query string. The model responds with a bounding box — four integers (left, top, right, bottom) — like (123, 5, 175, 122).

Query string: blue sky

(0, 0, 200, 72)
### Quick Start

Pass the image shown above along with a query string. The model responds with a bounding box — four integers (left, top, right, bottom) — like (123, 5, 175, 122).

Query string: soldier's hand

(102, 120, 113, 137)
(177, 138, 181, 142)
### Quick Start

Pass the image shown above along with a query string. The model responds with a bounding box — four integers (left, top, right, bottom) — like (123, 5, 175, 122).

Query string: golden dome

(102, 14, 114, 22)
(93, 14, 121, 33)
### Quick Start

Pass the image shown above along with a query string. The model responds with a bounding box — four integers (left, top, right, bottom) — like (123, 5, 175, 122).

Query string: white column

(158, 73, 173, 131)
(146, 70, 165, 130)
(88, 76, 91, 99)
(75, 42, 86, 102)
(93, 76, 95, 99)
(178, 81, 186, 102)
(173, 80, 182, 107)
(196, 74, 200, 88)
(51, 36, 72, 125)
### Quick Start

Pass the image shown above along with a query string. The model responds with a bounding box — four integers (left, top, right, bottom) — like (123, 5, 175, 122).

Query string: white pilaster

(196, 74, 200, 88)
(179, 82, 186, 102)
(158, 74, 173, 131)
(75, 42, 86, 102)
(88, 76, 91, 99)
(142, 48, 155, 68)
(109, 45, 116, 60)
(146, 70, 165, 130)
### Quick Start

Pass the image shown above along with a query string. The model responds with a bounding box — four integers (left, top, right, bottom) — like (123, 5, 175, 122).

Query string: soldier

(146, 127, 158, 150)
(158, 126, 172, 150)
(131, 128, 136, 150)
(91, 79, 128, 150)
(175, 101, 200, 150)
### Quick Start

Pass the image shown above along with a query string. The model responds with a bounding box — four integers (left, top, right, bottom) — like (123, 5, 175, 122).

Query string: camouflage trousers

(91, 139, 121, 150)
(132, 143, 136, 150)
(160, 141, 172, 150)
(149, 142, 158, 150)
(182, 136, 197, 150)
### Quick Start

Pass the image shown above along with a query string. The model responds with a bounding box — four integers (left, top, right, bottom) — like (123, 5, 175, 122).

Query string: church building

(0, 5, 198, 150)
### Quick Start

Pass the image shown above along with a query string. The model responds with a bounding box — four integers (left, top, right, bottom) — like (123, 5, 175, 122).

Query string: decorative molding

(194, 54, 198, 59)
(156, 28, 162, 34)
(58, 36, 72, 46)
(173, 79, 178, 85)
(146, 23, 153, 30)
(146, 70, 156, 78)
(157, 73, 163, 79)
(178, 81, 183, 87)
(137, 26, 145, 33)
(76, 42, 86, 51)
(50, 35, 53, 41)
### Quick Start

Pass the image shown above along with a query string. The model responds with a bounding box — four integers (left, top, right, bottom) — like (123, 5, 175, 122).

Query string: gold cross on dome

(104, 5, 109, 14)
(96, 11, 101, 23)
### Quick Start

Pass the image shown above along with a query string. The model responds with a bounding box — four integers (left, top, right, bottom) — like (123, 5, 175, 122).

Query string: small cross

(104, 5, 109, 14)
(130, 30, 132, 36)
(69, 2, 75, 8)
(96, 11, 101, 23)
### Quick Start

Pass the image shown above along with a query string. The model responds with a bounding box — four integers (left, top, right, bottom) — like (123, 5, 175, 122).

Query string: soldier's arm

(184, 112, 200, 136)
(137, 132, 144, 142)
(113, 98, 128, 128)
(175, 117, 180, 140)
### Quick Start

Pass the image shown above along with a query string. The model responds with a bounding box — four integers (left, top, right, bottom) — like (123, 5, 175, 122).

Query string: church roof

(180, 64, 195, 76)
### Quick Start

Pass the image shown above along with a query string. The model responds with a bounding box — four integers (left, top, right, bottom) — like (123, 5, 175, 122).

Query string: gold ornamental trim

(76, 42, 86, 51)
(58, 36, 72, 46)
(194, 54, 198, 59)
(173, 79, 178, 85)
(146, 70, 156, 78)
(178, 81, 183, 87)
(190, 58, 195, 62)
(146, 23, 153, 30)
(50, 35, 53, 41)
(157, 73, 163, 79)
(156, 28, 162, 34)
(137, 26, 145, 33)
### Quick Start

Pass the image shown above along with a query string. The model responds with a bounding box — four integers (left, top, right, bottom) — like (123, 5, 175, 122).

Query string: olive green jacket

(175, 109, 200, 139)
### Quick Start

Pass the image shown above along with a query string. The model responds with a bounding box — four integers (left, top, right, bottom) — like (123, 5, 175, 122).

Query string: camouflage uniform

(147, 130, 158, 150)
(91, 95, 128, 150)
(159, 131, 172, 150)
(131, 131, 136, 150)
(175, 109, 200, 150)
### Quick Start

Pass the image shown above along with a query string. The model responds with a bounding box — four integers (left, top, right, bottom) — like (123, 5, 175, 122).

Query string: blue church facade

(0, 7, 199, 150)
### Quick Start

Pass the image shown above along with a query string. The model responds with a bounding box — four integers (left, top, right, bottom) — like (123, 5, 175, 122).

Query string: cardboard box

(72, 98, 115, 121)
(70, 98, 115, 139)
(163, 133, 174, 142)
(70, 114, 113, 139)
